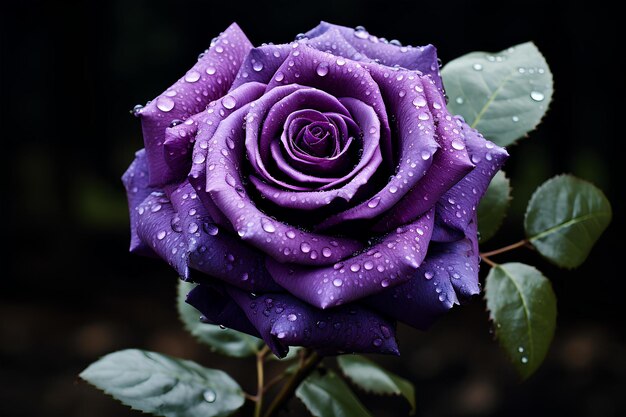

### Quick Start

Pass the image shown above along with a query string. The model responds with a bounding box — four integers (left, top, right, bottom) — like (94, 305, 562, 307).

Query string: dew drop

(367, 196, 381, 208)
(185, 70, 201, 83)
(193, 153, 206, 164)
(389, 185, 398, 193)
(381, 279, 390, 287)
(418, 112, 430, 121)
(286, 230, 296, 239)
(530, 91, 545, 102)
(322, 247, 332, 257)
(225, 173, 237, 187)
(424, 271, 433, 280)
(204, 223, 219, 236)
(372, 338, 383, 347)
(451, 139, 465, 150)
(222, 95, 237, 109)
(252, 61, 264, 72)
(420, 150, 431, 160)
(242, 272, 249, 281)
(412, 96, 427, 107)
(316, 63, 329, 77)
(472, 63, 483, 71)
(156, 96, 175, 112)
(350, 263, 361, 272)
(300, 242, 311, 253)
(287, 313, 297, 322)
(333, 278, 343, 287)
(274, 71, 285, 82)
(188, 222, 199, 233)
(261, 218, 276, 233)
(455, 97, 464, 104)
(336, 58, 346, 66)
(157, 231, 166, 240)
(512, 115, 520, 122)
(521, 356, 529, 364)
(206, 66, 217, 75)
(518, 346, 525, 353)
(215, 45, 224, 53)
(364, 261, 374, 270)
(203, 389, 216, 403)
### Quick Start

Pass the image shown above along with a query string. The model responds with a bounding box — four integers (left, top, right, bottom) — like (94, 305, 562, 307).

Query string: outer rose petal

(267, 210, 434, 309)
(366, 225, 480, 329)
(230, 44, 293, 90)
(122, 149, 157, 254)
(167, 181, 281, 292)
(138, 23, 252, 186)
(304, 22, 443, 92)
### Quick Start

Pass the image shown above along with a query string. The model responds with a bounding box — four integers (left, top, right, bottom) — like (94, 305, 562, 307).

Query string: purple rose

(123, 22, 507, 357)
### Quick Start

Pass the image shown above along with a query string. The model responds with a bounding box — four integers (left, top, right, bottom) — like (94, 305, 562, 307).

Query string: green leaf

(177, 281, 261, 357)
(296, 370, 373, 417)
(80, 349, 245, 417)
(477, 171, 512, 242)
(485, 263, 556, 379)
(337, 355, 416, 414)
(524, 175, 612, 268)
(442, 42, 553, 146)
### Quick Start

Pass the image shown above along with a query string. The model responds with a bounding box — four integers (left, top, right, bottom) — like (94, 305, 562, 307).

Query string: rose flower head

(122, 22, 508, 357)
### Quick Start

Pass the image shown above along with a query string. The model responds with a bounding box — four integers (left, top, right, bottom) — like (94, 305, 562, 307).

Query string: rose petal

(167, 181, 281, 292)
(266, 210, 434, 309)
(187, 81, 266, 229)
(305, 22, 443, 92)
(230, 44, 292, 90)
(122, 149, 158, 254)
(226, 287, 399, 357)
(366, 224, 480, 329)
(203, 105, 363, 265)
(434, 119, 509, 240)
(138, 23, 253, 186)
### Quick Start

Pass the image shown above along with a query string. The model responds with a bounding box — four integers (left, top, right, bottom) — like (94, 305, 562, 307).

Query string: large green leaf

(485, 263, 556, 379)
(477, 171, 512, 242)
(337, 355, 415, 415)
(524, 175, 612, 268)
(178, 281, 261, 357)
(80, 349, 245, 417)
(296, 370, 373, 417)
(442, 42, 553, 146)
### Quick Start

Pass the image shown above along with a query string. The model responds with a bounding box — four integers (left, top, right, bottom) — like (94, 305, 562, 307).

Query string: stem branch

(263, 350, 321, 417)
(480, 239, 529, 258)
(253, 345, 270, 417)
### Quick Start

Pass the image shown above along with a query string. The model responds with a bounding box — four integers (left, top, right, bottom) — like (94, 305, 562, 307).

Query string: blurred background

(1, 0, 624, 416)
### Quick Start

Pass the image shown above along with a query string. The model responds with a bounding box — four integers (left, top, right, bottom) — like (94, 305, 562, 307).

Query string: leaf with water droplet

(296, 369, 373, 417)
(442, 42, 553, 146)
(477, 171, 512, 242)
(524, 175, 612, 268)
(337, 355, 416, 414)
(485, 263, 556, 380)
(178, 281, 262, 357)
(79, 349, 245, 417)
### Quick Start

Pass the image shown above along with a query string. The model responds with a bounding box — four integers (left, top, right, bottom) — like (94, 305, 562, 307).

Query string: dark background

(1, 0, 624, 416)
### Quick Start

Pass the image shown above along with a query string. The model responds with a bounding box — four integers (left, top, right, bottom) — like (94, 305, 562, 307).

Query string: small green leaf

(442, 42, 553, 146)
(477, 171, 512, 242)
(296, 370, 373, 417)
(524, 175, 612, 268)
(337, 355, 415, 414)
(178, 281, 261, 357)
(485, 263, 556, 379)
(80, 349, 245, 417)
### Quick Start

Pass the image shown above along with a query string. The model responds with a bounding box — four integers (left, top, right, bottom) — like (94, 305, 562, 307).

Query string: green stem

(263, 350, 321, 417)
(254, 345, 270, 417)
(480, 239, 529, 258)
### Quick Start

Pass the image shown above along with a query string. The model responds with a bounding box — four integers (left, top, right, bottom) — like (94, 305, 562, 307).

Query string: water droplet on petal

(156, 96, 175, 112)
(364, 261, 374, 270)
(413, 97, 427, 107)
(222, 95, 237, 109)
(336, 58, 346, 66)
(381, 279, 390, 287)
(418, 112, 430, 121)
(287, 313, 297, 321)
(185, 70, 201, 82)
(188, 222, 199, 233)
(389, 185, 398, 193)
(333, 278, 343, 287)
(274, 71, 284, 82)
(300, 242, 311, 253)
(322, 247, 332, 257)
(157, 231, 166, 240)
(451, 139, 465, 150)
(206, 66, 217, 75)
(350, 264, 361, 272)
(367, 196, 381, 208)
(204, 223, 219, 236)
(421, 150, 431, 160)
(193, 153, 206, 164)
(261, 218, 276, 233)
(530, 91, 545, 102)
(316, 63, 329, 77)
(372, 338, 383, 347)
(252, 61, 264, 72)
(286, 230, 296, 239)
(424, 271, 433, 280)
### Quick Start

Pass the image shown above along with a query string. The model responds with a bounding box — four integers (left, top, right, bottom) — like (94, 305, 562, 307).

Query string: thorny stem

(263, 350, 321, 417)
(253, 345, 270, 417)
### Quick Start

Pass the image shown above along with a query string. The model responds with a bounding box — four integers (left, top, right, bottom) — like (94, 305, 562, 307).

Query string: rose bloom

(123, 22, 507, 357)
